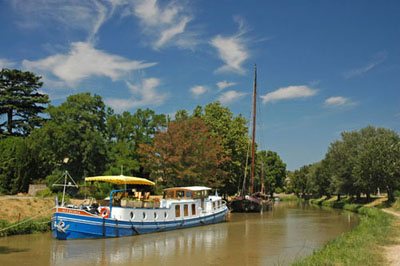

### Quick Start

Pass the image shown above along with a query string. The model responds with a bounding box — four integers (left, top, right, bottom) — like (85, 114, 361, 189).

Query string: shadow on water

(0, 246, 29, 254)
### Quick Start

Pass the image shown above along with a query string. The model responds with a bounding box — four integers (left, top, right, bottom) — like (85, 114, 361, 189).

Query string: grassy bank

(276, 194, 300, 202)
(0, 218, 51, 237)
(0, 196, 55, 236)
(293, 198, 399, 265)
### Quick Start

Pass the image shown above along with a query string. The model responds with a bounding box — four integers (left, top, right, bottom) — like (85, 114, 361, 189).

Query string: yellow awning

(85, 175, 155, 186)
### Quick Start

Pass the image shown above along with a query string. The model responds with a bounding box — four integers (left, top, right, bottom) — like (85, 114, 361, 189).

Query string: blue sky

(1, 0, 399, 170)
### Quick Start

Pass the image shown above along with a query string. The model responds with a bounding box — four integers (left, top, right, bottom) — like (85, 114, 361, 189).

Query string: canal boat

(51, 175, 229, 240)
(230, 65, 273, 213)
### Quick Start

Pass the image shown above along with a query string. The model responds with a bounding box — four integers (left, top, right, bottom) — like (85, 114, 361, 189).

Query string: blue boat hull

(52, 208, 229, 240)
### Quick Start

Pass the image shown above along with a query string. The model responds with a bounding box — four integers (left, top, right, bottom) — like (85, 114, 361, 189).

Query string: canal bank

(293, 197, 400, 266)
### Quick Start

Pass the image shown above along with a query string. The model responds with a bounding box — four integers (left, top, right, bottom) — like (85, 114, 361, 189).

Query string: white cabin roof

(165, 186, 211, 191)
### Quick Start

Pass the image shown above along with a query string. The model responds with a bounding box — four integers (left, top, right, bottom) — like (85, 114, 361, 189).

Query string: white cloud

(106, 78, 168, 112)
(154, 16, 191, 48)
(343, 51, 387, 79)
(211, 17, 249, 73)
(325, 96, 348, 106)
(0, 58, 16, 69)
(132, 0, 194, 49)
(261, 85, 318, 104)
(23, 42, 156, 87)
(190, 85, 208, 97)
(11, 0, 113, 41)
(218, 90, 246, 105)
(217, 81, 236, 91)
(325, 96, 356, 108)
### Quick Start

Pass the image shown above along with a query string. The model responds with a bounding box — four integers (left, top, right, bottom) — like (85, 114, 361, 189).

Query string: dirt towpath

(382, 209, 400, 266)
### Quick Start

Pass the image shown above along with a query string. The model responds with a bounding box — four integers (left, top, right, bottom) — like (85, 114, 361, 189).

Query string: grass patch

(279, 195, 300, 202)
(292, 207, 395, 266)
(391, 199, 400, 212)
(0, 218, 51, 237)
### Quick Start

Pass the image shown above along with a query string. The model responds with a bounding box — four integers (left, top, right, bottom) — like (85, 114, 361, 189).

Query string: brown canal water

(0, 201, 359, 266)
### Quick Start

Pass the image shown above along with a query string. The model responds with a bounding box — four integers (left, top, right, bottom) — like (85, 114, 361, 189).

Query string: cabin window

(142, 212, 146, 220)
(177, 190, 184, 198)
(167, 190, 174, 199)
(186, 191, 192, 198)
(193, 191, 201, 199)
(164, 212, 168, 218)
(175, 205, 181, 217)
(184, 204, 189, 216)
(212, 202, 216, 210)
(154, 212, 158, 219)
(218, 201, 221, 208)
(191, 204, 196, 215)
(130, 212, 134, 219)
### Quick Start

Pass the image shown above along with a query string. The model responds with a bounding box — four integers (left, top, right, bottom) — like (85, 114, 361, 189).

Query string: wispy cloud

(218, 90, 246, 105)
(132, 0, 194, 49)
(106, 78, 168, 112)
(190, 85, 208, 97)
(325, 96, 357, 108)
(217, 81, 236, 91)
(211, 17, 249, 73)
(10, 0, 114, 41)
(261, 85, 318, 104)
(343, 51, 387, 79)
(0, 58, 16, 69)
(23, 42, 156, 87)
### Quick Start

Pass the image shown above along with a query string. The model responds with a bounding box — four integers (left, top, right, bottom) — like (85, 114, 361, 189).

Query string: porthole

(130, 211, 135, 219)
(143, 212, 146, 219)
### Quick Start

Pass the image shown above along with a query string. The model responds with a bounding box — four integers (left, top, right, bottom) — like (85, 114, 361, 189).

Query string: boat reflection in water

(51, 223, 228, 265)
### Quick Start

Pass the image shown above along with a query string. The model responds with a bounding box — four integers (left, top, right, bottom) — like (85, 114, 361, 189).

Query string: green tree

(290, 165, 312, 198)
(258, 150, 287, 197)
(309, 159, 333, 198)
(0, 68, 49, 137)
(192, 102, 249, 195)
(0, 137, 37, 193)
(29, 93, 108, 183)
(105, 108, 166, 176)
(353, 127, 400, 201)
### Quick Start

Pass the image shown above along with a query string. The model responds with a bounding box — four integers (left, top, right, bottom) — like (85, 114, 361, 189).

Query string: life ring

(100, 207, 110, 218)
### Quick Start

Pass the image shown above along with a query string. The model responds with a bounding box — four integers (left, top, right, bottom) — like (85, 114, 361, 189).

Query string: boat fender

(100, 207, 110, 218)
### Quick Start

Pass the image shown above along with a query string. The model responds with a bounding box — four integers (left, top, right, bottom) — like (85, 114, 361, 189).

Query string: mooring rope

(0, 206, 54, 233)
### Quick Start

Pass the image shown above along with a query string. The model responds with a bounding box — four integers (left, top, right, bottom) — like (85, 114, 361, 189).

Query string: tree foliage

(29, 93, 108, 183)
(191, 102, 249, 194)
(105, 108, 166, 176)
(290, 126, 400, 201)
(257, 150, 286, 196)
(0, 68, 49, 137)
(139, 117, 230, 188)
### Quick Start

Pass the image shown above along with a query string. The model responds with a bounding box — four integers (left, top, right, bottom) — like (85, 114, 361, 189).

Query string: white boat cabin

(108, 186, 226, 222)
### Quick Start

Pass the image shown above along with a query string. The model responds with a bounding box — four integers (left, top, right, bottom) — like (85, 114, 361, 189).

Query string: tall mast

(250, 65, 257, 194)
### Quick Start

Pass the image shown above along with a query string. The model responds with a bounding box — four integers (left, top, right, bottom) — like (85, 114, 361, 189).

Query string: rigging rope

(0, 206, 54, 233)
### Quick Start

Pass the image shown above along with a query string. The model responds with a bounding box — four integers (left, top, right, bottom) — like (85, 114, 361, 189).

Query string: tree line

(288, 126, 400, 201)
(0, 68, 287, 197)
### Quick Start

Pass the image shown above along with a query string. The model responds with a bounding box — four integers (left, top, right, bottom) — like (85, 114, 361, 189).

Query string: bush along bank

(293, 199, 396, 266)
(0, 218, 51, 237)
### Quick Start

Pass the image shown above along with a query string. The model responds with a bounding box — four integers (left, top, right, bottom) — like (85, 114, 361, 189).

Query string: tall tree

(192, 102, 249, 194)
(0, 68, 49, 137)
(353, 127, 400, 201)
(29, 93, 108, 183)
(139, 118, 230, 188)
(105, 108, 166, 176)
(257, 150, 287, 197)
